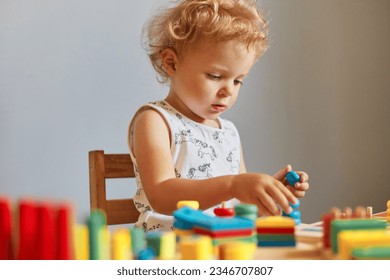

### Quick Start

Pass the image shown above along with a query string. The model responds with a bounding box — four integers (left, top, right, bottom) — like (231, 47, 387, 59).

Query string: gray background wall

(1, 0, 389, 224)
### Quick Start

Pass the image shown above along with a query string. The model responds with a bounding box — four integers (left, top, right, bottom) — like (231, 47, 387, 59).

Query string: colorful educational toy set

(1, 172, 390, 260)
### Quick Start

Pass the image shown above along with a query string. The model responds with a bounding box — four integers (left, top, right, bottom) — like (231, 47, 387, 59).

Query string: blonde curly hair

(143, 0, 268, 83)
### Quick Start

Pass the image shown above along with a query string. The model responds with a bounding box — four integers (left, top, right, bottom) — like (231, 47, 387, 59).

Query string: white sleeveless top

(128, 100, 241, 232)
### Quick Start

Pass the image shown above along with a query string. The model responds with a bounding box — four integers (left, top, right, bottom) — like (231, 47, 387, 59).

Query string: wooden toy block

(219, 242, 256, 260)
(174, 206, 253, 232)
(194, 227, 253, 238)
(137, 247, 155, 260)
(283, 171, 302, 225)
(282, 209, 301, 219)
(174, 228, 193, 237)
(130, 227, 146, 257)
(179, 235, 214, 260)
(17, 199, 39, 259)
(73, 224, 89, 260)
(56, 203, 74, 260)
(88, 209, 108, 259)
(257, 234, 296, 242)
(177, 200, 199, 210)
(286, 171, 300, 187)
(146, 231, 176, 260)
(338, 229, 390, 259)
(112, 228, 132, 260)
(146, 232, 162, 257)
(257, 227, 295, 234)
(160, 231, 176, 260)
(351, 246, 390, 260)
(331, 219, 387, 253)
(256, 216, 295, 228)
(234, 204, 258, 221)
(36, 203, 56, 260)
(258, 240, 296, 247)
(212, 235, 257, 247)
(0, 197, 13, 260)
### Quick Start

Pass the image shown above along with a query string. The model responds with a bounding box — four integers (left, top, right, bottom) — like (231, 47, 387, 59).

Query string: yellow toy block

(160, 232, 176, 260)
(174, 228, 193, 237)
(179, 235, 214, 260)
(387, 200, 390, 208)
(219, 242, 256, 260)
(256, 216, 295, 228)
(177, 201, 199, 210)
(111, 228, 132, 260)
(73, 224, 89, 260)
(338, 229, 390, 260)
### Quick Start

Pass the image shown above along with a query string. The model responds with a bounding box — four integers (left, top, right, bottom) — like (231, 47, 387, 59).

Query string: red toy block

(194, 227, 253, 238)
(256, 227, 295, 234)
(55, 203, 74, 260)
(0, 197, 14, 260)
(36, 202, 57, 259)
(17, 199, 39, 259)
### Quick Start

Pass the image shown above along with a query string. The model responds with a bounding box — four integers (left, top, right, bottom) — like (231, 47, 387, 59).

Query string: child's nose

(218, 84, 233, 97)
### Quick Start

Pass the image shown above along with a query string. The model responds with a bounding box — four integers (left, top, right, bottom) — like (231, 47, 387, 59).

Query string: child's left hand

(273, 164, 309, 198)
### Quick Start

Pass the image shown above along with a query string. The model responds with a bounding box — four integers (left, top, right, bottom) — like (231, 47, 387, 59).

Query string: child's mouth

(211, 104, 227, 112)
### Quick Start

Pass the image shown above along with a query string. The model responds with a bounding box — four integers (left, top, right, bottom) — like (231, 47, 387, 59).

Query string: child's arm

(132, 109, 297, 216)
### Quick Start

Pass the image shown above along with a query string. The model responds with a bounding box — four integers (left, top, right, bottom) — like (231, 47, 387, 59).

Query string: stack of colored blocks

(337, 229, 390, 259)
(174, 206, 255, 247)
(256, 216, 296, 247)
(282, 171, 301, 225)
(330, 218, 387, 254)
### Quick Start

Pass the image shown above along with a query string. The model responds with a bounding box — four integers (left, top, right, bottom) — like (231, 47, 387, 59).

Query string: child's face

(167, 40, 257, 126)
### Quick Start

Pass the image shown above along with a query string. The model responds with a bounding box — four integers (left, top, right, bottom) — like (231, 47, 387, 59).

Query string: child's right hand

(229, 173, 298, 216)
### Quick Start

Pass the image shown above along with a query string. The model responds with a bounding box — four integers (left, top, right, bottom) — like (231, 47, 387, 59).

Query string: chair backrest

(88, 150, 139, 225)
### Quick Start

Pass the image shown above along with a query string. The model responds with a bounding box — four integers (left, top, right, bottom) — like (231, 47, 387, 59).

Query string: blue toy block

(257, 240, 296, 247)
(173, 206, 253, 231)
(137, 247, 155, 260)
(282, 209, 301, 219)
(286, 171, 300, 187)
(290, 200, 300, 209)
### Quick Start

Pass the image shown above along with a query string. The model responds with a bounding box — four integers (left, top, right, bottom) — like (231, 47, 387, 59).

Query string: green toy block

(331, 219, 387, 253)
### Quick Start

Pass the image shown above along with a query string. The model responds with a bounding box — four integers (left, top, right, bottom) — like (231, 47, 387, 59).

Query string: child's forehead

(181, 40, 256, 61)
(179, 40, 256, 73)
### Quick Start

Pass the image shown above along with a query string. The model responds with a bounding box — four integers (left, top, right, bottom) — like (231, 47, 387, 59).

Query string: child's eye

(207, 73, 221, 80)
(234, 80, 243, 86)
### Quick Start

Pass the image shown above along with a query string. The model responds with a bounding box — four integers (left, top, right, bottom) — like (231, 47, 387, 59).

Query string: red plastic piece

(0, 197, 14, 260)
(17, 199, 39, 259)
(37, 203, 56, 259)
(214, 207, 235, 217)
(56, 204, 73, 260)
(194, 227, 253, 238)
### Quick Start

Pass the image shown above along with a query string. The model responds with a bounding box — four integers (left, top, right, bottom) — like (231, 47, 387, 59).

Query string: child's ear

(160, 48, 178, 76)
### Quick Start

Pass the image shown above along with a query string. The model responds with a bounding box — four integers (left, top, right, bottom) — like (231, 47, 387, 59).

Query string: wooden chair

(88, 150, 139, 225)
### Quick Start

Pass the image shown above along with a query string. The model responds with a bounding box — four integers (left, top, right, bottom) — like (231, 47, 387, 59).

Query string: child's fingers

(295, 181, 309, 191)
(257, 192, 283, 216)
(296, 171, 309, 182)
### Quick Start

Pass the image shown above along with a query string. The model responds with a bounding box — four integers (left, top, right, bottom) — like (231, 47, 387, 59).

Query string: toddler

(128, 0, 309, 232)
